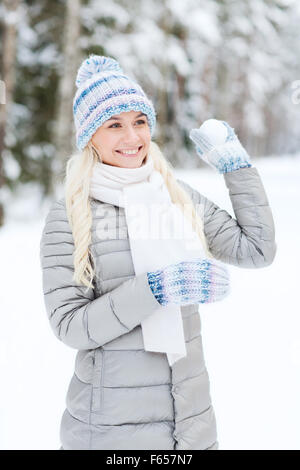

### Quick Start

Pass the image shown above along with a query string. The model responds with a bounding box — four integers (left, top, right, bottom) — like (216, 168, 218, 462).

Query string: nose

(122, 125, 141, 144)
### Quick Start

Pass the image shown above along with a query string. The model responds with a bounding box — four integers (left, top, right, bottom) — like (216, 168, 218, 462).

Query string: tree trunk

(51, 0, 81, 198)
(0, 0, 21, 227)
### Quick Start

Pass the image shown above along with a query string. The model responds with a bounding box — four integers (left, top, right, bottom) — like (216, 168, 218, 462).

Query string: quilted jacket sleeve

(177, 166, 277, 268)
(39, 199, 162, 350)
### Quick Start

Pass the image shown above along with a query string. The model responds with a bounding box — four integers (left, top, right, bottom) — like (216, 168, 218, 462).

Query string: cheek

(142, 127, 151, 142)
(93, 132, 116, 152)
(91, 131, 102, 147)
(108, 137, 120, 153)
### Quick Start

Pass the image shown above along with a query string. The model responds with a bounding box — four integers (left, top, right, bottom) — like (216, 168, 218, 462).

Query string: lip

(115, 145, 143, 156)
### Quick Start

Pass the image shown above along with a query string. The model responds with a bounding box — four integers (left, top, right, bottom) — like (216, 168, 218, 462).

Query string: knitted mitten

(189, 119, 252, 174)
(147, 258, 230, 307)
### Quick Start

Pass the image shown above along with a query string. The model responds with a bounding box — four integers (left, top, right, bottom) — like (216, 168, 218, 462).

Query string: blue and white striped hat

(73, 55, 157, 151)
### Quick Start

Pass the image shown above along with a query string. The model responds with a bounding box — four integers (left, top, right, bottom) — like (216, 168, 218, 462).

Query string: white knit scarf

(89, 152, 207, 366)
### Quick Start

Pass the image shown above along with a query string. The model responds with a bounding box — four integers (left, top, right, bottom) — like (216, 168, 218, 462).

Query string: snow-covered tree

(0, 0, 299, 199)
(0, 0, 21, 225)
(51, 0, 81, 196)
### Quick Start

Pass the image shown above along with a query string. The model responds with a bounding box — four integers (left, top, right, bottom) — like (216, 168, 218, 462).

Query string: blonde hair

(64, 140, 214, 291)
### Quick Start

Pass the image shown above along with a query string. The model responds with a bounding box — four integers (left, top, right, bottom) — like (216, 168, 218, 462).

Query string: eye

(109, 119, 146, 129)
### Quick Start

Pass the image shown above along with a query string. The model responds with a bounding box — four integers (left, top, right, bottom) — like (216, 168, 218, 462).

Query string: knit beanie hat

(73, 55, 157, 151)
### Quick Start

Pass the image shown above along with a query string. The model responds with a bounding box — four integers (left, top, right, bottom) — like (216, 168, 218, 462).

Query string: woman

(40, 55, 276, 450)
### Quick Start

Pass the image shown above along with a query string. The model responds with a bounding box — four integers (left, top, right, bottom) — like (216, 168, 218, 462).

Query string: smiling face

(90, 110, 151, 168)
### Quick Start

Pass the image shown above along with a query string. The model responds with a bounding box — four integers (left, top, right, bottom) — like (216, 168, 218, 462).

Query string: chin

(122, 158, 144, 168)
(118, 153, 147, 168)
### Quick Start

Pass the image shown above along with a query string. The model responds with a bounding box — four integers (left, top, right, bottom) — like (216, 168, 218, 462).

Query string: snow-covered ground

(0, 155, 299, 450)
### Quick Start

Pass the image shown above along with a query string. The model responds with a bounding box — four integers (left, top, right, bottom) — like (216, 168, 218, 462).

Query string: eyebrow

(106, 112, 146, 121)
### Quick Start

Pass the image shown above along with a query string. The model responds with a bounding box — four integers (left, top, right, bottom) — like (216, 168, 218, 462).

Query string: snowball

(199, 119, 228, 145)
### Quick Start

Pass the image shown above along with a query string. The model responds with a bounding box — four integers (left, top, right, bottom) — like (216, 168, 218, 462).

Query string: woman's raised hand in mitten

(189, 119, 252, 174)
(147, 258, 230, 307)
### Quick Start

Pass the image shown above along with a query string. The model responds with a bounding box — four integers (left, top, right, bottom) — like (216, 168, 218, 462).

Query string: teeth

(118, 147, 140, 155)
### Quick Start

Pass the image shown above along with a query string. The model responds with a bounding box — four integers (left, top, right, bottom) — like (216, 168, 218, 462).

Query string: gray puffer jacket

(39, 166, 276, 450)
